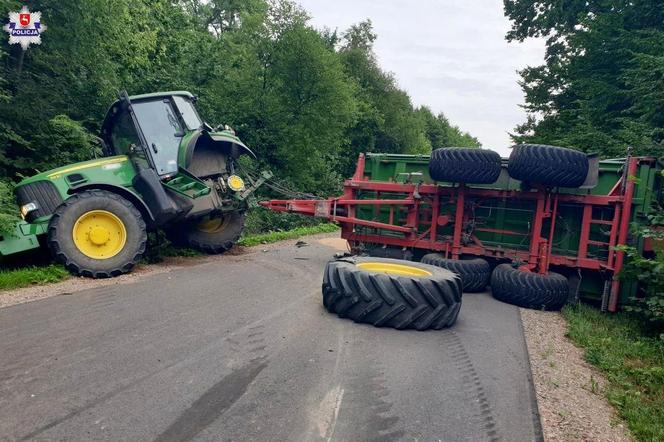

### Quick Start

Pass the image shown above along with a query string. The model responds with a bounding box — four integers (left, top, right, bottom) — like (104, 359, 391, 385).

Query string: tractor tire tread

(169, 211, 245, 254)
(490, 263, 568, 310)
(421, 254, 490, 292)
(507, 144, 588, 188)
(322, 257, 462, 330)
(429, 148, 502, 184)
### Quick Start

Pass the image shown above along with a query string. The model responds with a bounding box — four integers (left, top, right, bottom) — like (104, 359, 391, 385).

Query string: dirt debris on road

(520, 308, 632, 442)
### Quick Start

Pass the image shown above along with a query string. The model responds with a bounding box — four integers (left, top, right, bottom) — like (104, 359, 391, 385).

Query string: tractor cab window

(132, 99, 183, 176)
(110, 111, 140, 155)
(173, 95, 202, 130)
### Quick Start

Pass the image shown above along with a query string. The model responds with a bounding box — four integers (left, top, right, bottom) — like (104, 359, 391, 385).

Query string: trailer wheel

(168, 211, 245, 254)
(420, 254, 490, 292)
(48, 190, 147, 278)
(323, 257, 462, 330)
(507, 144, 588, 188)
(490, 264, 568, 310)
(429, 148, 501, 184)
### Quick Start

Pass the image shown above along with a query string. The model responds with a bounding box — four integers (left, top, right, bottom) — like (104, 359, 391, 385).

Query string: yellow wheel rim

(72, 210, 127, 259)
(356, 262, 432, 277)
(197, 216, 230, 233)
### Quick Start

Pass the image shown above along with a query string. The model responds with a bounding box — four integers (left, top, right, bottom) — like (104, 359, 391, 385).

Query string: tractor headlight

(20, 202, 38, 219)
(227, 175, 245, 192)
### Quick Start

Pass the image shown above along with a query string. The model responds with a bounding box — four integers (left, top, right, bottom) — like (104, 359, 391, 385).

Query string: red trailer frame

(260, 154, 643, 312)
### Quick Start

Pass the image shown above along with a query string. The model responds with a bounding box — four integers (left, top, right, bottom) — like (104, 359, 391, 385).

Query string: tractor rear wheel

(169, 211, 245, 254)
(429, 148, 502, 184)
(507, 144, 588, 188)
(421, 254, 490, 292)
(323, 257, 462, 330)
(490, 264, 568, 310)
(47, 190, 147, 278)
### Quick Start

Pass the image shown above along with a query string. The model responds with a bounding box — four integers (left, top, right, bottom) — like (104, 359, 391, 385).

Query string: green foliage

(505, 0, 664, 156)
(0, 180, 19, 232)
(619, 241, 664, 325)
(416, 106, 480, 149)
(237, 223, 338, 247)
(244, 209, 321, 234)
(563, 304, 664, 441)
(617, 208, 664, 326)
(0, 264, 69, 290)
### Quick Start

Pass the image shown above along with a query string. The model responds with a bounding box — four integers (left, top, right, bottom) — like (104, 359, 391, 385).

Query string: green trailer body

(356, 154, 663, 305)
(262, 151, 663, 309)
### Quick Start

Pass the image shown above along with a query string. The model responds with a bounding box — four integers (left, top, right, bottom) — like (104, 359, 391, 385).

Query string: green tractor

(1, 91, 269, 277)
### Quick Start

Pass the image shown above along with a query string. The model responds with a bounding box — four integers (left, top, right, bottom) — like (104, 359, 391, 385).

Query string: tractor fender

(68, 183, 156, 227)
(209, 132, 257, 159)
(185, 130, 256, 168)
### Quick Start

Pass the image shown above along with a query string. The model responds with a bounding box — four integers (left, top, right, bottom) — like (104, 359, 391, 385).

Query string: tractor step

(163, 170, 211, 199)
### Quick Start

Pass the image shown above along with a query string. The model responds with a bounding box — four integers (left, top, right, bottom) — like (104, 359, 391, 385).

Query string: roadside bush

(0, 180, 19, 233)
(244, 209, 322, 235)
(619, 210, 664, 329)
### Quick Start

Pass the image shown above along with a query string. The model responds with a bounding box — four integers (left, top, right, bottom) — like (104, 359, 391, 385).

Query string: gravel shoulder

(520, 308, 632, 441)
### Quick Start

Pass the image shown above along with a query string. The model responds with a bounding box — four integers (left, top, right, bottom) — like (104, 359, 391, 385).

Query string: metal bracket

(238, 170, 273, 201)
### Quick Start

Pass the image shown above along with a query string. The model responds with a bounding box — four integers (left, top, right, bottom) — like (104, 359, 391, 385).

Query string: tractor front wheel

(169, 211, 245, 254)
(48, 190, 147, 278)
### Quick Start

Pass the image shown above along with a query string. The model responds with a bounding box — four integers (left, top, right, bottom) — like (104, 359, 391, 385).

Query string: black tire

(429, 148, 502, 184)
(168, 211, 245, 254)
(421, 254, 490, 292)
(507, 144, 588, 188)
(47, 190, 147, 278)
(322, 257, 462, 330)
(490, 264, 568, 310)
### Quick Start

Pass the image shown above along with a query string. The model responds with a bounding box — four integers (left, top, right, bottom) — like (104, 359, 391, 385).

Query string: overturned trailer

(261, 146, 663, 311)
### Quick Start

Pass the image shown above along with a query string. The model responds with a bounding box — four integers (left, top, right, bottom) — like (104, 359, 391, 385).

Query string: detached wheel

(507, 144, 588, 187)
(490, 264, 568, 310)
(169, 211, 245, 254)
(323, 257, 462, 330)
(421, 254, 490, 292)
(429, 148, 501, 184)
(48, 190, 147, 278)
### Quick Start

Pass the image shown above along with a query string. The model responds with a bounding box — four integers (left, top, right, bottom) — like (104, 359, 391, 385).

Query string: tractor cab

(101, 91, 254, 177)
(101, 91, 200, 176)
(98, 91, 261, 225)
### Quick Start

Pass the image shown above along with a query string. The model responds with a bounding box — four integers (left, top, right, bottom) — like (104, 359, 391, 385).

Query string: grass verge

(0, 264, 70, 291)
(238, 223, 339, 247)
(562, 304, 664, 441)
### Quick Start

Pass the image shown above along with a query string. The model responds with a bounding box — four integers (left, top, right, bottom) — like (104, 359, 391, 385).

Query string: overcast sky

(296, 0, 545, 157)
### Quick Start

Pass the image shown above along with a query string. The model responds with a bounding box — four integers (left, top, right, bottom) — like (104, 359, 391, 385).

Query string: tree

(416, 107, 480, 149)
(504, 0, 664, 157)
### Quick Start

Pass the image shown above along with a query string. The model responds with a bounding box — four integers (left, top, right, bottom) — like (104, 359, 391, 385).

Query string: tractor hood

(17, 156, 130, 187)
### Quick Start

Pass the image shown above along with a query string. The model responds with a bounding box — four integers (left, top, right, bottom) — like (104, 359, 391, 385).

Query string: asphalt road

(0, 237, 542, 441)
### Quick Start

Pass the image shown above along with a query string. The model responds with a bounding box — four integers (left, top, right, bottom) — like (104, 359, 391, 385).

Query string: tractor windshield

(173, 95, 202, 130)
(132, 99, 183, 176)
